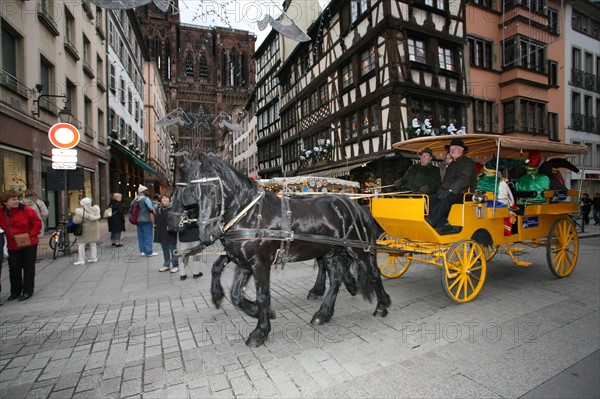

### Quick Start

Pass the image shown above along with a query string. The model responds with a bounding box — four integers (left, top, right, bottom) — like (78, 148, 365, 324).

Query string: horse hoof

(245, 334, 265, 348)
(268, 308, 277, 319)
(307, 292, 322, 300)
(373, 308, 388, 318)
(211, 295, 224, 309)
(310, 316, 325, 325)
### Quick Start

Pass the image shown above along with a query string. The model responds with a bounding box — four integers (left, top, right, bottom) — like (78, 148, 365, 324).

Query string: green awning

(110, 141, 159, 176)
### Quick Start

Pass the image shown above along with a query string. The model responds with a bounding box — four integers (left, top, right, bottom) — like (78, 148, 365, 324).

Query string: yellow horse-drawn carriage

(372, 134, 587, 303)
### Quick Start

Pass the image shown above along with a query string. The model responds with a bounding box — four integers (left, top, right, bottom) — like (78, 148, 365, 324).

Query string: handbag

(103, 207, 113, 219)
(13, 233, 32, 248)
(2, 211, 33, 248)
(72, 208, 85, 236)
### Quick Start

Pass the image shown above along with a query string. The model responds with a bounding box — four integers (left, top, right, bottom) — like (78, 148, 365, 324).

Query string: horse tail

(348, 255, 375, 303)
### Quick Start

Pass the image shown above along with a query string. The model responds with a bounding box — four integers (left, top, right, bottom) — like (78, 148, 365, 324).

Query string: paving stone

(120, 378, 142, 397)
(48, 388, 75, 398)
(76, 373, 102, 392)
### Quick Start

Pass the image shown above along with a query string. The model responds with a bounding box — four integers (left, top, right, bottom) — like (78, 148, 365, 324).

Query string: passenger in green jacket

(395, 147, 441, 194)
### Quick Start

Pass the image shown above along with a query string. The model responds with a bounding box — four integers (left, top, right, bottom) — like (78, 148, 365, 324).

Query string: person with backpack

(132, 185, 157, 256)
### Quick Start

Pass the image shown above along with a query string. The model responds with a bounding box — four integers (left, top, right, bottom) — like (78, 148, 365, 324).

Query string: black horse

(209, 254, 359, 311)
(169, 153, 390, 347)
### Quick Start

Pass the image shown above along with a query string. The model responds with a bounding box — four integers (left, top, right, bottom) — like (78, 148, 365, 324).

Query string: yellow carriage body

(373, 134, 587, 303)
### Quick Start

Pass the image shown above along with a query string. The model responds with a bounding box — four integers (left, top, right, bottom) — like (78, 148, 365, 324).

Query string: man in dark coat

(394, 147, 441, 194)
(426, 138, 477, 234)
(154, 195, 179, 273)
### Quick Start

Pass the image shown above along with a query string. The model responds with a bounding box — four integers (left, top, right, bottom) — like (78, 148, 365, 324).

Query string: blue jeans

(161, 243, 178, 268)
(136, 222, 154, 255)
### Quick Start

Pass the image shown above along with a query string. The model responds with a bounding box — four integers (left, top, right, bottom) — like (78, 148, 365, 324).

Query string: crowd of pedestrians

(0, 184, 206, 305)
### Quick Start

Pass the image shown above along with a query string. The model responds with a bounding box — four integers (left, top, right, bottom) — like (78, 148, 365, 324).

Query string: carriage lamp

(473, 191, 487, 218)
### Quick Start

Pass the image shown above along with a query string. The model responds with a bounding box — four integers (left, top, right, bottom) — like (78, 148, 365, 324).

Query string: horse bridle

(175, 176, 226, 229)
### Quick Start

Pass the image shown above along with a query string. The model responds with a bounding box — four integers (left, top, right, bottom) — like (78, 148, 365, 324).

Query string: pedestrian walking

(0, 189, 42, 302)
(21, 189, 49, 237)
(580, 193, 592, 225)
(133, 185, 157, 256)
(72, 197, 101, 265)
(154, 195, 179, 273)
(107, 193, 125, 247)
(591, 193, 600, 225)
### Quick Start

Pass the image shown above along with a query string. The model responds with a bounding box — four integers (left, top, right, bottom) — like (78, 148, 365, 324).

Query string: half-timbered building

(276, 0, 470, 185)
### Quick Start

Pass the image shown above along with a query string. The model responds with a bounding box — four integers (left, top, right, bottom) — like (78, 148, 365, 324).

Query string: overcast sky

(178, 0, 331, 47)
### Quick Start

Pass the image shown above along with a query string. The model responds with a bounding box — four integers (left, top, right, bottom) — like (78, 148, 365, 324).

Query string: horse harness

(176, 175, 375, 269)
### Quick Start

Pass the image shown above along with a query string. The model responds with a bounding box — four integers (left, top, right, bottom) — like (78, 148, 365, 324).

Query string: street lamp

(32, 84, 71, 121)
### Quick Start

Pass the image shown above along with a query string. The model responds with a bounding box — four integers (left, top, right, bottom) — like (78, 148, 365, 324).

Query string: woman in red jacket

(0, 190, 42, 302)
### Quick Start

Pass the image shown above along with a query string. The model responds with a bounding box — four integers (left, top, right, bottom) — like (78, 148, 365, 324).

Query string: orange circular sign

(48, 123, 80, 149)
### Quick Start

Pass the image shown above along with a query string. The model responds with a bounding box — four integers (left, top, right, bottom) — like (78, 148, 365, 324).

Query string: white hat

(80, 197, 92, 207)
(138, 185, 148, 194)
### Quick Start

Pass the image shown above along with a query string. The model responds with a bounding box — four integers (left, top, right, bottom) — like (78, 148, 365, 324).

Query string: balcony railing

(38, 96, 62, 115)
(64, 37, 80, 60)
(37, 2, 59, 36)
(0, 70, 30, 98)
(571, 113, 584, 131)
(572, 68, 599, 92)
(584, 72, 596, 90)
(572, 69, 584, 87)
(583, 116, 596, 133)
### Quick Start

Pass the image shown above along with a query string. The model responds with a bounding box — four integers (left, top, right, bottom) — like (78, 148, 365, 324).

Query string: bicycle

(48, 220, 77, 259)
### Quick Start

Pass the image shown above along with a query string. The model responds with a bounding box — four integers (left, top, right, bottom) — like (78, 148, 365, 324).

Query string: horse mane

(204, 154, 259, 201)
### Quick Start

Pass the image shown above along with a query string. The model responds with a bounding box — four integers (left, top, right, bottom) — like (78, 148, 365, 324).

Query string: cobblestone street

(1, 221, 599, 398)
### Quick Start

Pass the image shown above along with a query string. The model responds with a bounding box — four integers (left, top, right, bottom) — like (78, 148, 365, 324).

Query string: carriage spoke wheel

(482, 245, 499, 262)
(442, 240, 486, 303)
(377, 234, 411, 279)
(547, 218, 579, 278)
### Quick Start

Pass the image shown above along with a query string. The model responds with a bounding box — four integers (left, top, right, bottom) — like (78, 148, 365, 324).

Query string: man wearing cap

(426, 138, 477, 233)
(394, 147, 441, 194)
(133, 185, 158, 256)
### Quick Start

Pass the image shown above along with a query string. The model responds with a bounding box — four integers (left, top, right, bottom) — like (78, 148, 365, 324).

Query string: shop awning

(110, 141, 159, 175)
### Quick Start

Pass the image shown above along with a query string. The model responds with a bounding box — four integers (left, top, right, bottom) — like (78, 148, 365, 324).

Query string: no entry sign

(48, 123, 80, 149)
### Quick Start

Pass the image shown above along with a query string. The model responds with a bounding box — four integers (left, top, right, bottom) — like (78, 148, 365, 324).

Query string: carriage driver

(426, 138, 478, 234)
(394, 147, 441, 194)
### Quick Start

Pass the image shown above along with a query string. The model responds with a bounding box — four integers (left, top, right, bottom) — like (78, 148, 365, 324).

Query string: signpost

(48, 123, 80, 256)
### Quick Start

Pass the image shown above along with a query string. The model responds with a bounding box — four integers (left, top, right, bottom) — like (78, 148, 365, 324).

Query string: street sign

(52, 163, 77, 170)
(51, 148, 77, 169)
(48, 123, 80, 149)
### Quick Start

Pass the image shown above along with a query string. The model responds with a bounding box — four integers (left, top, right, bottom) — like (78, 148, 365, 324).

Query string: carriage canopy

(392, 134, 588, 162)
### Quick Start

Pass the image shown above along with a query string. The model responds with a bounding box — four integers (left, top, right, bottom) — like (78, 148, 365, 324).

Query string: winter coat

(399, 163, 441, 194)
(107, 199, 126, 233)
(0, 204, 42, 250)
(132, 195, 154, 223)
(22, 197, 49, 236)
(439, 155, 478, 195)
(73, 205, 101, 244)
(153, 205, 177, 245)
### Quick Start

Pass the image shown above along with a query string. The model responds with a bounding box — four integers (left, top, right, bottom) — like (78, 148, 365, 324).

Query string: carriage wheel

(546, 218, 578, 278)
(442, 240, 487, 303)
(482, 245, 499, 262)
(377, 234, 411, 279)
